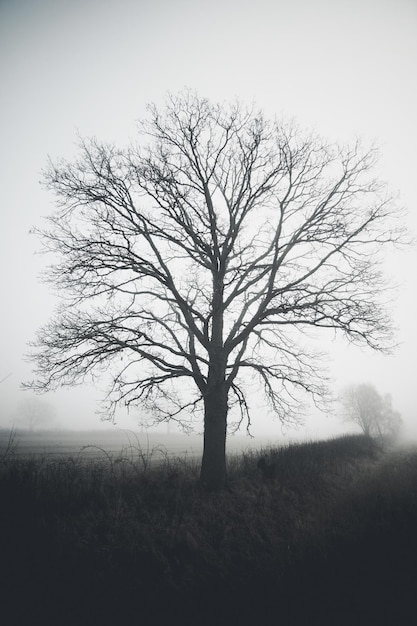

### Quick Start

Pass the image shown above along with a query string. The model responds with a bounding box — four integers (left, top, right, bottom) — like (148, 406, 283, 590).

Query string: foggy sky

(1, 0, 416, 438)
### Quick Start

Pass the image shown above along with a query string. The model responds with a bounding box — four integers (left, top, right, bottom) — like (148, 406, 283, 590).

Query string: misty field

(1, 432, 417, 626)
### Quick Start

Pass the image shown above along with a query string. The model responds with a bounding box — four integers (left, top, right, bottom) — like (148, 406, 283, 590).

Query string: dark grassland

(1, 433, 417, 626)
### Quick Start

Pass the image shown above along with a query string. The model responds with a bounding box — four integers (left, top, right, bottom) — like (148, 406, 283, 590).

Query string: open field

(0, 428, 279, 462)
(0, 428, 204, 463)
(1, 433, 417, 625)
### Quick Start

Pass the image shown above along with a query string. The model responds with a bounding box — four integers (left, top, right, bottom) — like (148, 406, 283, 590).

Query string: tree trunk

(200, 380, 228, 491)
(200, 269, 227, 490)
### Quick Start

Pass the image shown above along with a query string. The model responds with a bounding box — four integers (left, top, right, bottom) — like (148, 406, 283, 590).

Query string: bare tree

(13, 396, 56, 431)
(26, 92, 405, 489)
(340, 383, 402, 438)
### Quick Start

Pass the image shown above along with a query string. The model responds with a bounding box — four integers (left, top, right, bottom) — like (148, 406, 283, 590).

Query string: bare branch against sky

(0, 0, 416, 438)
(24, 92, 406, 488)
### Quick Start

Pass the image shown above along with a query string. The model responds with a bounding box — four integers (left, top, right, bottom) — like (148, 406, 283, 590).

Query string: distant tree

(378, 392, 403, 438)
(25, 91, 405, 490)
(340, 383, 402, 438)
(13, 396, 56, 431)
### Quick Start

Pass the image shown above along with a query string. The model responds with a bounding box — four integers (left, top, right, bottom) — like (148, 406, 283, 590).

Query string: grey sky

(1, 0, 416, 436)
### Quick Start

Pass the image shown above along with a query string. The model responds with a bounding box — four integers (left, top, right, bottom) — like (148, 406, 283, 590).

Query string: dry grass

(1, 433, 416, 625)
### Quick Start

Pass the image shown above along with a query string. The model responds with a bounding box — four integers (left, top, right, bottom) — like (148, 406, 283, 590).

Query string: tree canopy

(26, 92, 405, 488)
(340, 383, 402, 438)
